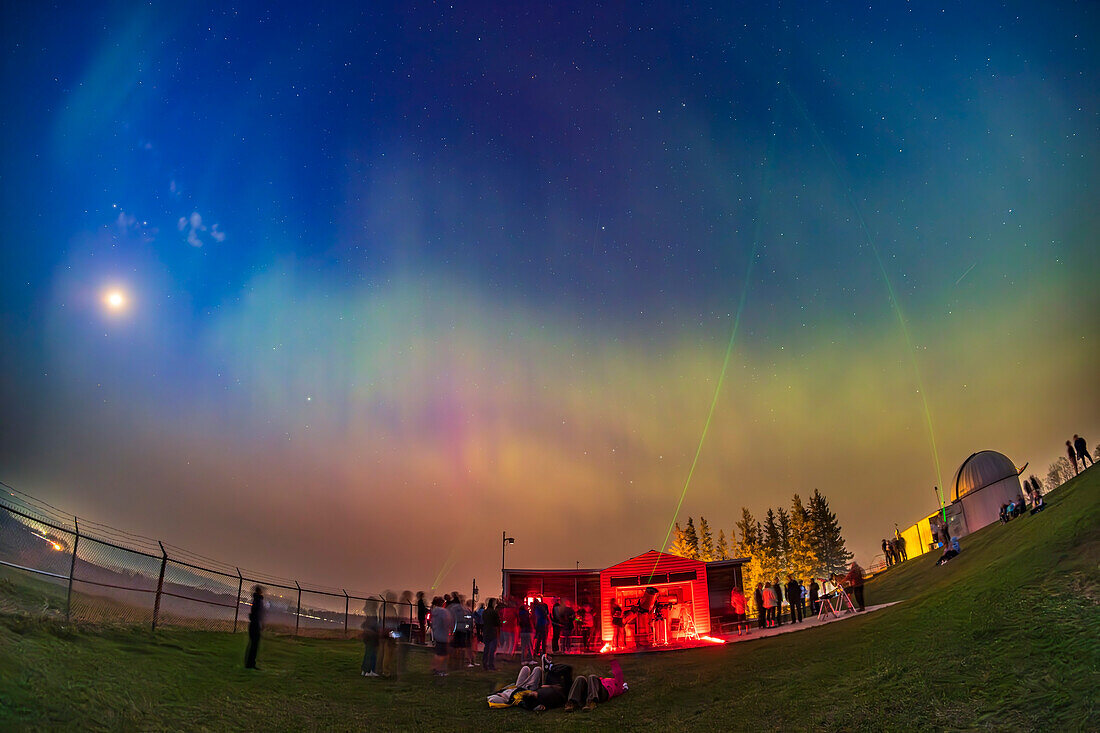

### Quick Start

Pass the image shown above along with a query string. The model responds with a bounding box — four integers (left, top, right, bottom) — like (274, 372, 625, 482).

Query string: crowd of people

(357, 592, 606, 679)
(745, 561, 867, 630)
(880, 534, 907, 567)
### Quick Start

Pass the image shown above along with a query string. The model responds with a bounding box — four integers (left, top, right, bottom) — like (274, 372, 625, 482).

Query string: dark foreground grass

(1, 468, 1098, 732)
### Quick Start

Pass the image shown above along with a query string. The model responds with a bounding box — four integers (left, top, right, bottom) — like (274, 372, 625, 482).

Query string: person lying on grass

(564, 659, 627, 713)
(486, 655, 573, 710)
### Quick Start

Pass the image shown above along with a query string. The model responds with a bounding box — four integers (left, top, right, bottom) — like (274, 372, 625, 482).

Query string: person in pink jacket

(565, 659, 628, 712)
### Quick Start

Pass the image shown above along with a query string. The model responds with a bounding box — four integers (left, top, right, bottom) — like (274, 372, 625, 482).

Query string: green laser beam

(784, 83, 944, 492)
(656, 146, 775, 559)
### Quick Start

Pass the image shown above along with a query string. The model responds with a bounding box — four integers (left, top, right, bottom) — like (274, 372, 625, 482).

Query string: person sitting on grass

(937, 536, 961, 565)
(564, 659, 628, 712)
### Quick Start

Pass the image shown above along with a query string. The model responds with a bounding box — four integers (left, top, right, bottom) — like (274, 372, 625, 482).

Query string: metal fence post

(152, 541, 168, 631)
(343, 589, 349, 637)
(233, 568, 243, 633)
(295, 581, 302, 636)
(65, 516, 79, 622)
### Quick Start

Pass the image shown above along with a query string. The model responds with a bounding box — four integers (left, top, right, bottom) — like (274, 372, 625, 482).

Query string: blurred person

(561, 600, 576, 652)
(808, 578, 820, 616)
(551, 598, 564, 653)
(532, 596, 550, 655)
(1067, 440, 1079, 475)
(772, 578, 784, 626)
(360, 599, 380, 677)
(244, 585, 264, 669)
(882, 539, 891, 567)
(844, 561, 866, 611)
(499, 598, 517, 659)
(729, 586, 747, 634)
(430, 596, 452, 676)
(377, 591, 399, 676)
(753, 583, 765, 629)
(1074, 434, 1093, 467)
(611, 600, 625, 650)
(517, 598, 535, 662)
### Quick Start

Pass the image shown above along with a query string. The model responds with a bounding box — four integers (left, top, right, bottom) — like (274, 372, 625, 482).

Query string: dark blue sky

(1, 2, 1096, 592)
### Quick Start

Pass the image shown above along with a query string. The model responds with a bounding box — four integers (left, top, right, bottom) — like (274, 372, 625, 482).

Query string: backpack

(544, 663, 573, 691)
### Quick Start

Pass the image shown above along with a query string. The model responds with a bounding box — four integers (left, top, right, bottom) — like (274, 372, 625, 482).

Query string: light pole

(501, 531, 515, 598)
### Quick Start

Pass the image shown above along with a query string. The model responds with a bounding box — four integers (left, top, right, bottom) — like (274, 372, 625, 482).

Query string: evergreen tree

(762, 509, 780, 556)
(808, 489, 852, 576)
(683, 517, 700, 560)
(716, 529, 729, 560)
(735, 508, 765, 613)
(668, 522, 691, 558)
(777, 507, 791, 565)
(699, 516, 715, 562)
(787, 494, 820, 580)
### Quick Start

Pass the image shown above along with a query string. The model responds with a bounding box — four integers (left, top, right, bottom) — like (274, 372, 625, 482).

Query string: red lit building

(504, 550, 747, 650)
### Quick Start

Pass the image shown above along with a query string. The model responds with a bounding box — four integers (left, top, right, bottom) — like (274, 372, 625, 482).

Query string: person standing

(808, 578, 820, 616)
(881, 539, 891, 567)
(772, 578, 784, 627)
(611, 600, 626, 650)
(415, 591, 428, 645)
(551, 599, 564, 653)
(517, 600, 535, 662)
(482, 598, 502, 671)
(430, 596, 452, 677)
(786, 575, 803, 624)
(244, 585, 264, 669)
(845, 562, 866, 612)
(360, 599, 380, 677)
(896, 533, 908, 561)
(753, 583, 765, 629)
(761, 582, 777, 628)
(532, 597, 550, 656)
(1074, 434, 1093, 468)
(1067, 440, 1079, 475)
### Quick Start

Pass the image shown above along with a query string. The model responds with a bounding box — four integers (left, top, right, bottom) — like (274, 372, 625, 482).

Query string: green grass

(1, 467, 1097, 731)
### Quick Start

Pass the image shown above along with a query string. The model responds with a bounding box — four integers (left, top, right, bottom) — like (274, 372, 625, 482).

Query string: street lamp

(501, 531, 515, 597)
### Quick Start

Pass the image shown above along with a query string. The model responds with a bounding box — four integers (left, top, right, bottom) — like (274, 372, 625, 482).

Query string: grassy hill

(1, 467, 1097, 731)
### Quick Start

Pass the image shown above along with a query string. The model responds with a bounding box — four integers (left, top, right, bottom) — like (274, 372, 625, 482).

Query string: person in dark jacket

(1074, 434, 1093, 468)
(245, 585, 264, 669)
(772, 579, 784, 626)
(808, 578, 820, 616)
(785, 575, 803, 623)
(482, 598, 502, 671)
(416, 591, 428, 645)
(753, 583, 765, 629)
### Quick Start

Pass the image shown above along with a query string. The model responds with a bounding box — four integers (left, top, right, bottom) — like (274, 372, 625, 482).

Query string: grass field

(1, 467, 1097, 731)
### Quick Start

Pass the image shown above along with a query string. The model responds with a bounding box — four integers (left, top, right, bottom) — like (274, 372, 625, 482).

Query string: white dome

(952, 450, 1020, 501)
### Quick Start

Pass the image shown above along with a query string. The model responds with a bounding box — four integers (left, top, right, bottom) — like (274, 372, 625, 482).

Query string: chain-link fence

(0, 486, 421, 638)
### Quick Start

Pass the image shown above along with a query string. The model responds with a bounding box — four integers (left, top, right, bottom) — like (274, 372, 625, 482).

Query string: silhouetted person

(416, 591, 428, 645)
(1067, 440, 1079, 475)
(772, 579, 784, 626)
(896, 533, 907, 561)
(1074, 434, 1093, 467)
(881, 538, 891, 567)
(753, 583, 766, 629)
(785, 575, 803, 623)
(245, 585, 264, 669)
(808, 578, 820, 616)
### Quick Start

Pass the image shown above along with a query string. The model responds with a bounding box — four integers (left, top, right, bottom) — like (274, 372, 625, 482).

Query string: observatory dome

(953, 450, 1020, 501)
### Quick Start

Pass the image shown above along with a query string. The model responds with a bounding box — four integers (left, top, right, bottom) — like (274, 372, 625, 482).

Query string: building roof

(953, 450, 1022, 501)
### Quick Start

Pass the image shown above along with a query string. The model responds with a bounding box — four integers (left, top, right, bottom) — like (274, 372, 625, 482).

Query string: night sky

(1, 2, 1097, 594)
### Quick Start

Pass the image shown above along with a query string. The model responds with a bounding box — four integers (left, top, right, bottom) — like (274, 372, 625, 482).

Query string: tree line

(667, 489, 853, 593)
